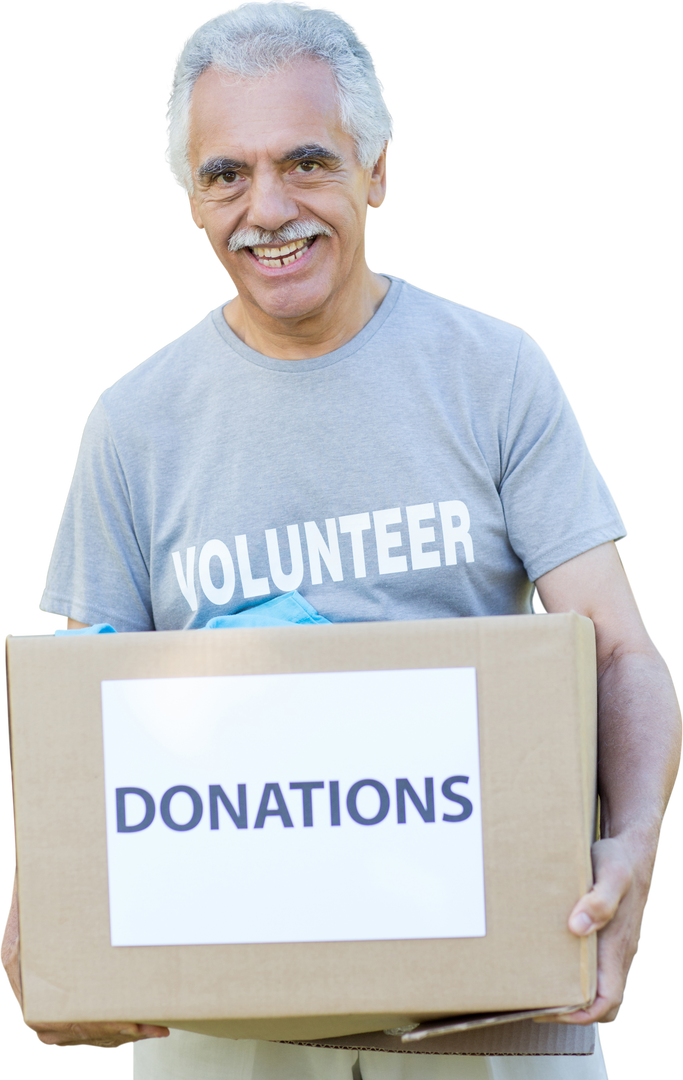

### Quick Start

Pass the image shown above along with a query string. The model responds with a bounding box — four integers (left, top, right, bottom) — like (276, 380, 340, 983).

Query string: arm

(535, 541, 681, 1023)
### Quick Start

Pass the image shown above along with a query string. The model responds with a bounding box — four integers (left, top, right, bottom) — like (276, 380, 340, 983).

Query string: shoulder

(387, 279, 548, 388)
(98, 309, 222, 421)
(392, 279, 525, 353)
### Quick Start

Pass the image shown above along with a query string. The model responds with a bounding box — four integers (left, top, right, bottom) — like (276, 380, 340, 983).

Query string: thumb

(568, 841, 632, 936)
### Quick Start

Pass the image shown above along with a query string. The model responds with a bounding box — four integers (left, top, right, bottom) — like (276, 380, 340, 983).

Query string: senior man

(3, 4, 680, 1080)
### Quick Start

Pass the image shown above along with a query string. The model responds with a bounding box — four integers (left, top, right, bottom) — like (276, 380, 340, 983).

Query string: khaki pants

(135, 1029, 608, 1080)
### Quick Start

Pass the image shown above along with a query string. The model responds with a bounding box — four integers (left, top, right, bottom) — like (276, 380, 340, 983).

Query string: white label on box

(101, 667, 485, 947)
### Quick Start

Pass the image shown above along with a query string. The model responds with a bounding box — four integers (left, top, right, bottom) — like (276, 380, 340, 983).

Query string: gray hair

(167, 3, 392, 192)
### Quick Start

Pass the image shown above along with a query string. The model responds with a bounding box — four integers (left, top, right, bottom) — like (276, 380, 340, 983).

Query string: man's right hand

(2, 875, 169, 1047)
(23, 1021, 170, 1047)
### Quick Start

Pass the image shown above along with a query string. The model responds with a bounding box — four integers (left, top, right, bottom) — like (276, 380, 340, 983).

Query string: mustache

(228, 220, 333, 252)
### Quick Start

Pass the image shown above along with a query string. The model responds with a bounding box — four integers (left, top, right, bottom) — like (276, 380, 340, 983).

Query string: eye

(293, 160, 320, 173)
(216, 170, 239, 185)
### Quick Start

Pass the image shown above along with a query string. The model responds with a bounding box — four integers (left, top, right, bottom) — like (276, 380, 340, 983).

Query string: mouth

(247, 236, 317, 268)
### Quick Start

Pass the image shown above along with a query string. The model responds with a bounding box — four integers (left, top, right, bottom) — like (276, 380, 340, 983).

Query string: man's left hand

(552, 833, 650, 1024)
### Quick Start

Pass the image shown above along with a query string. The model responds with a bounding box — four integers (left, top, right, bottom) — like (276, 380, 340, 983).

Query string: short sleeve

(499, 333, 625, 581)
(40, 398, 154, 631)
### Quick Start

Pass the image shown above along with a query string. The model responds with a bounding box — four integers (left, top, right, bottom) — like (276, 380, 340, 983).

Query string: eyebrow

(196, 145, 343, 180)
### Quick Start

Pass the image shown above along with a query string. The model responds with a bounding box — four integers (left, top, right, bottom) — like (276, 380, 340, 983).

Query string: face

(187, 61, 386, 321)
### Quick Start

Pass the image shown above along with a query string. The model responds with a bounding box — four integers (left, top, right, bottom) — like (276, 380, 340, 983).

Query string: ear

(186, 198, 203, 232)
(367, 145, 387, 209)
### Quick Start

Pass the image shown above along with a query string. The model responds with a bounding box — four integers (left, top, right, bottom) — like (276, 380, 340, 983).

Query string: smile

(249, 236, 316, 268)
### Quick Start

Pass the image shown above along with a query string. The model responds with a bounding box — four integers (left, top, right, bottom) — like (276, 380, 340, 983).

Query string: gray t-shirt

(41, 277, 625, 630)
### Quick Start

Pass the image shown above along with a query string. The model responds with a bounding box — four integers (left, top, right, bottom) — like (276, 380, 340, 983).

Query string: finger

(533, 989, 622, 1023)
(568, 863, 631, 936)
(533, 1010, 593, 1026)
(33, 1022, 169, 1046)
(37, 1031, 139, 1047)
(532, 999, 606, 1026)
(36, 1031, 161, 1047)
(117, 1024, 170, 1038)
(34, 1024, 120, 1046)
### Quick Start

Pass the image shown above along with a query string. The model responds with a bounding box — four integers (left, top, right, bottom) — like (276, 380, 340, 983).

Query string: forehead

(188, 60, 348, 164)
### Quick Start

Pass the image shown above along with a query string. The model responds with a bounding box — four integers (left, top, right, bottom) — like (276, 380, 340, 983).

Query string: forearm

(597, 644, 681, 868)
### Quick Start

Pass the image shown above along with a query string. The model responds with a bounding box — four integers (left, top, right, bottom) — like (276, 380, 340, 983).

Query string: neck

(223, 264, 390, 361)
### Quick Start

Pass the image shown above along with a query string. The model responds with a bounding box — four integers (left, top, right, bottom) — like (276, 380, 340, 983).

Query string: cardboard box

(6, 613, 597, 1043)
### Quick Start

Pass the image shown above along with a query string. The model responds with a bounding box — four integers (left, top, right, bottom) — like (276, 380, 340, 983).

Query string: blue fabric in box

(53, 591, 330, 635)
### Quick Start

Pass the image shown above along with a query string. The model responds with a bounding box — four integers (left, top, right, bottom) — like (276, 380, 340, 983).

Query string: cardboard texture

(6, 614, 597, 1049)
(284, 1017, 596, 1056)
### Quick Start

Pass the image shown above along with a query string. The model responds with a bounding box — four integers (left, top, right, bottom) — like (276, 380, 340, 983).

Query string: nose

(246, 168, 299, 232)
